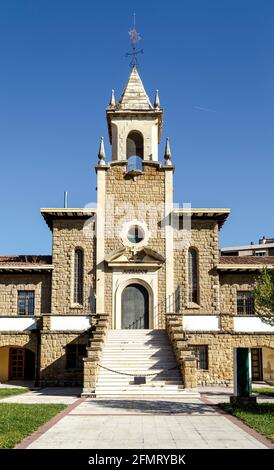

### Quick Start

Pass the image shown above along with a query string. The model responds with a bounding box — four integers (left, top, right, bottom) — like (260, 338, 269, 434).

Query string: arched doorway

(121, 283, 149, 329)
(8, 348, 35, 380)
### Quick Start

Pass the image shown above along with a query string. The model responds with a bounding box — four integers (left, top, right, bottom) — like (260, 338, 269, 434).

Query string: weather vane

(126, 13, 143, 67)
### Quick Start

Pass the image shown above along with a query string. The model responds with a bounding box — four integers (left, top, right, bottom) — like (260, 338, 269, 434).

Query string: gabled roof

(218, 255, 274, 272)
(0, 255, 52, 265)
(0, 255, 53, 272)
(118, 65, 153, 111)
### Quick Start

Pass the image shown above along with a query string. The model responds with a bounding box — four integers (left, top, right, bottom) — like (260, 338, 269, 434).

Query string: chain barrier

(98, 363, 178, 377)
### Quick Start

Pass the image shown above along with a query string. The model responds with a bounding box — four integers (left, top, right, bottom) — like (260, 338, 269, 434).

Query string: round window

(127, 225, 145, 244)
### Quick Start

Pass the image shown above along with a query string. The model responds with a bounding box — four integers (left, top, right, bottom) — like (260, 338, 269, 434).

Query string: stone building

(0, 65, 274, 395)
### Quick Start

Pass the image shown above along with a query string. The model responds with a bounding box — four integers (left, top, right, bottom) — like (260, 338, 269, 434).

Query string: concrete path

(0, 387, 81, 404)
(17, 397, 272, 449)
(199, 385, 274, 405)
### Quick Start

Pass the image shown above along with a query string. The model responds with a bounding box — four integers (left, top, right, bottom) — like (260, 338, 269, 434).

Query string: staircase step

(94, 329, 184, 398)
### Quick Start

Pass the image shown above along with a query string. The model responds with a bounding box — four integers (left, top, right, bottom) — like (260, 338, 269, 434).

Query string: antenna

(64, 191, 68, 208)
(126, 13, 144, 67)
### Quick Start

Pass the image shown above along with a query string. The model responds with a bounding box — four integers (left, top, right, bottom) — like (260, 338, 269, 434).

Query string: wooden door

(122, 284, 149, 329)
(9, 348, 25, 380)
(251, 348, 263, 381)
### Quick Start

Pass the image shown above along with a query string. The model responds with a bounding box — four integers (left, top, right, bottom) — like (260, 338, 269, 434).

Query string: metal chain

(98, 363, 178, 377)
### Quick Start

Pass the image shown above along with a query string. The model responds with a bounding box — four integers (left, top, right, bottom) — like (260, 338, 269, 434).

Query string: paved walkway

(0, 387, 81, 404)
(16, 396, 272, 449)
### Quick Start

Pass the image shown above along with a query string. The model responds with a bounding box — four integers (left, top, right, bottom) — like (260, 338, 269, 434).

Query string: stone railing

(82, 313, 109, 396)
(165, 313, 197, 388)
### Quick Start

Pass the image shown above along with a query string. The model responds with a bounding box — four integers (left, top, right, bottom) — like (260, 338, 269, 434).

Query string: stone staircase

(95, 329, 199, 398)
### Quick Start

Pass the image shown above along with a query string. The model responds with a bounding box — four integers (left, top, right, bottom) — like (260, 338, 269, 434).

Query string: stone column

(164, 166, 174, 313)
(95, 165, 108, 313)
(220, 313, 234, 333)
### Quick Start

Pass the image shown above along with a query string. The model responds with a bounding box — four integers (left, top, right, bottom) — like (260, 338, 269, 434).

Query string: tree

(254, 267, 274, 326)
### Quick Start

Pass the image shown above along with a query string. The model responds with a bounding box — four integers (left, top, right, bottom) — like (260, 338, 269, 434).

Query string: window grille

(192, 345, 208, 370)
(17, 291, 35, 315)
(237, 291, 254, 315)
(66, 344, 86, 369)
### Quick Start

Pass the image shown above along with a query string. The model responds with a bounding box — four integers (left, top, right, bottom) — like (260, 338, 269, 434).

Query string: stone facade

(0, 273, 51, 315)
(174, 220, 219, 313)
(220, 273, 256, 314)
(40, 331, 90, 386)
(104, 162, 166, 326)
(187, 330, 274, 386)
(0, 65, 273, 389)
(51, 219, 96, 314)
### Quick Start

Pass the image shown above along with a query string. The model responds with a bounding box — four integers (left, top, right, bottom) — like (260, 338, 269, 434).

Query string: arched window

(74, 249, 83, 304)
(188, 248, 199, 304)
(126, 131, 144, 159)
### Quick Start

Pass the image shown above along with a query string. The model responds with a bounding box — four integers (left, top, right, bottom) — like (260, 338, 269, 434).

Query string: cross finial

(126, 14, 144, 67)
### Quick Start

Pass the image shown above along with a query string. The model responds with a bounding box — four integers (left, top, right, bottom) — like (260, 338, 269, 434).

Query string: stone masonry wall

(187, 331, 274, 386)
(51, 219, 96, 314)
(0, 273, 51, 315)
(40, 331, 90, 386)
(104, 163, 166, 325)
(0, 332, 37, 353)
(174, 220, 219, 314)
(220, 272, 257, 314)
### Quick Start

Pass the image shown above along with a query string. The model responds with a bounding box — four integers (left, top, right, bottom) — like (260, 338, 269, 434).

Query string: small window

(66, 344, 86, 369)
(188, 248, 199, 303)
(127, 225, 145, 244)
(74, 249, 83, 304)
(192, 345, 208, 370)
(255, 251, 266, 257)
(18, 291, 35, 315)
(237, 291, 254, 315)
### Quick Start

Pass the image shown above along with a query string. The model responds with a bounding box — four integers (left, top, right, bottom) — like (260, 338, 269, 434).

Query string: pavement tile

(25, 396, 268, 450)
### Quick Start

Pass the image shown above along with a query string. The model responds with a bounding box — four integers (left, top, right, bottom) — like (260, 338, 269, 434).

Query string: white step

(94, 329, 187, 397)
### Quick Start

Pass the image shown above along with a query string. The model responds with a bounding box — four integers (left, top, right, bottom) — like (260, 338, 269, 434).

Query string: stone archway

(114, 278, 155, 330)
(0, 345, 35, 382)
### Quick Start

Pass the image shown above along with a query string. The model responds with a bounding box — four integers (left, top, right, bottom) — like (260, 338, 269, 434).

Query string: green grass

(253, 387, 274, 397)
(0, 388, 29, 399)
(0, 403, 66, 448)
(220, 402, 274, 444)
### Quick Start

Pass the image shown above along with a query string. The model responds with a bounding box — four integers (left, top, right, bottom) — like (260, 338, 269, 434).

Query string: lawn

(0, 403, 66, 448)
(253, 387, 274, 398)
(0, 388, 29, 399)
(220, 402, 274, 444)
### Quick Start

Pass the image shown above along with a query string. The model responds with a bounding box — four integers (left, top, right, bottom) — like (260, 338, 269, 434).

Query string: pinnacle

(118, 65, 153, 111)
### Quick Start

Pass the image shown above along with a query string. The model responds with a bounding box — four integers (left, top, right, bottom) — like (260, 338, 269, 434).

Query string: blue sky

(0, 0, 273, 254)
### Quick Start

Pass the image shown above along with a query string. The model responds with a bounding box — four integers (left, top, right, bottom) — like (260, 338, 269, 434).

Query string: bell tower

(95, 65, 174, 328)
(106, 65, 163, 163)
